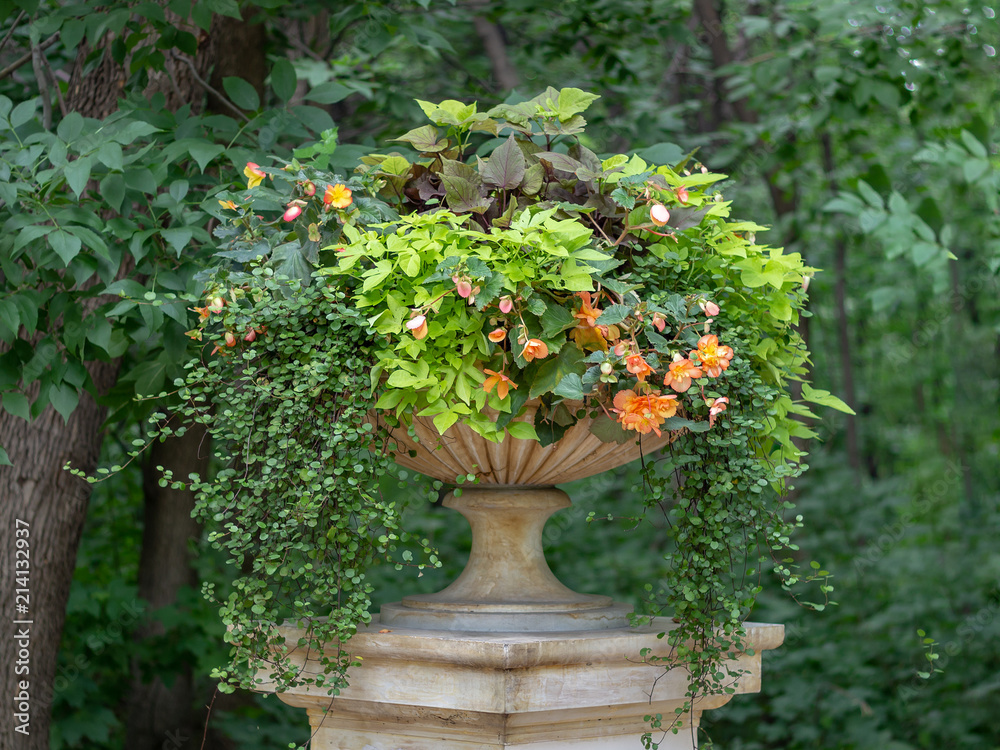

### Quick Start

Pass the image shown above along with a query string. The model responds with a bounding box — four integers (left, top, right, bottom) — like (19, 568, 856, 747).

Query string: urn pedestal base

(269, 620, 784, 750)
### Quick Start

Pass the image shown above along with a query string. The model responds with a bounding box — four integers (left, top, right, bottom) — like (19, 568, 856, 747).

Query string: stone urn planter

(381, 405, 676, 632)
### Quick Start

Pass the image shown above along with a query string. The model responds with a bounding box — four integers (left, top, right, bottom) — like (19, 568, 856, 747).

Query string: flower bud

(650, 203, 670, 227)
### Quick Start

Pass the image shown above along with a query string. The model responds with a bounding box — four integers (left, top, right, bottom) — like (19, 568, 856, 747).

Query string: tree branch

(0, 10, 26, 55)
(0, 31, 59, 82)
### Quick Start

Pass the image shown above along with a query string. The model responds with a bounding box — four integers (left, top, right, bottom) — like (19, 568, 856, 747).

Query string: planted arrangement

(122, 89, 842, 736)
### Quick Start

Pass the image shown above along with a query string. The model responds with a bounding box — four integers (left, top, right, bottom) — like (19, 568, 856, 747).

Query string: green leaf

(49, 383, 79, 423)
(64, 156, 92, 198)
(595, 303, 632, 326)
(555, 88, 600, 120)
(100, 173, 126, 213)
(9, 100, 36, 129)
(393, 124, 446, 152)
(56, 112, 84, 142)
(960, 129, 987, 158)
(432, 410, 459, 434)
(588, 412, 631, 445)
(552, 372, 584, 400)
(662, 416, 710, 433)
(801, 383, 856, 415)
(540, 303, 577, 338)
(962, 158, 990, 183)
(223, 76, 260, 111)
(0, 446, 10, 466)
(187, 141, 225, 172)
(292, 105, 335, 133)
(160, 227, 195, 256)
(133, 359, 168, 396)
(505, 421, 538, 441)
(270, 59, 297, 102)
(203, 0, 242, 19)
(305, 81, 352, 105)
(0, 300, 19, 340)
(529, 346, 584, 399)
(2, 392, 29, 421)
(95, 141, 124, 171)
(49, 230, 83, 265)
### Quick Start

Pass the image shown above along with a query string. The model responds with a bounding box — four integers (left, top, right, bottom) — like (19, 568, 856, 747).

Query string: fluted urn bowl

(386, 401, 675, 485)
(379, 403, 679, 633)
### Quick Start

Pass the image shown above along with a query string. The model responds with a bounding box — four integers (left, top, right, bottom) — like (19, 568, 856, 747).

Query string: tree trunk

(821, 133, 861, 479)
(0, 10, 263, 749)
(124, 425, 208, 750)
(472, 16, 519, 91)
(0, 358, 120, 749)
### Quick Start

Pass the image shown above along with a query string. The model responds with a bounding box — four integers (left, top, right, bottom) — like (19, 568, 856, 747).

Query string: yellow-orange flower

(625, 353, 655, 382)
(218, 199, 238, 210)
(690, 334, 734, 378)
(324, 183, 353, 209)
(483, 369, 517, 400)
(611, 389, 678, 437)
(244, 162, 266, 189)
(405, 314, 428, 340)
(663, 354, 703, 393)
(521, 338, 549, 362)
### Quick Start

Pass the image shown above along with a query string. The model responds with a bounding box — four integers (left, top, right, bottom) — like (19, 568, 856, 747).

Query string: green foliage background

(1, 0, 998, 747)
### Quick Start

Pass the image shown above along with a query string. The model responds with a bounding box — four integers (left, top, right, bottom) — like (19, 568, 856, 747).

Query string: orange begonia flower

(574, 291, 602, 327)
(483, 369, 517, 400)
(244, 162, 266, 189)
(488, 328, 507, 343)
(218, 199, 238, 211)
(521, 338, 549, 362)
(625, 353, 655, 382)
(691, 334, 734, 378)
(663, 354, 703, 393)
(611, 389, 678, 437)
(324, 183, 353, 209)
(405, 314, 428, 340)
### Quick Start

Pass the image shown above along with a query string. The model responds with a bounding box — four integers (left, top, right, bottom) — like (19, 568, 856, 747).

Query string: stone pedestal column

(267, 620, 783, 749)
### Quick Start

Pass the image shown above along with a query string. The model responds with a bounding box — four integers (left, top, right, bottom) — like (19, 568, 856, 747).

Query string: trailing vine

(148, 272, 435, 694)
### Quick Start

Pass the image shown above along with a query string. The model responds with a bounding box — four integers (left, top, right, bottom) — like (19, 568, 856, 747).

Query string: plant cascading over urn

(109, 88, 845, 724)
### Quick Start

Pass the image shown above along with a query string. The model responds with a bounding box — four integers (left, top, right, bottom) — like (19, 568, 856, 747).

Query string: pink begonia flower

(699, 299, 721, 317)
(707, 397, 730, 427)
(498, 296, 514, 314)
(283, 205, 303, 222)
(406, 314, 428, 340)
(650, 204, 670, 227)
